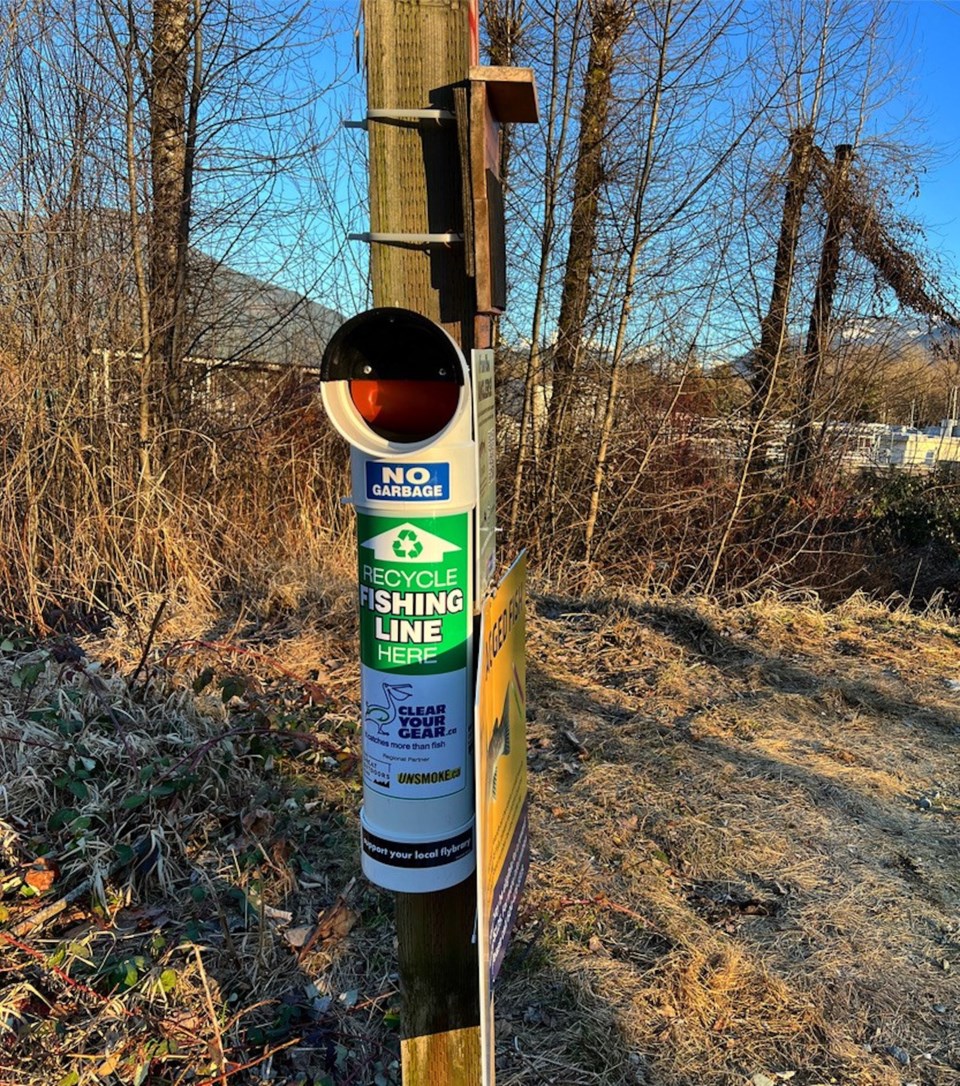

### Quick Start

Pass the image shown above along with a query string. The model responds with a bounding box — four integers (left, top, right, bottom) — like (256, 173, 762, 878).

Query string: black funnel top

(320, 307, 464, 384)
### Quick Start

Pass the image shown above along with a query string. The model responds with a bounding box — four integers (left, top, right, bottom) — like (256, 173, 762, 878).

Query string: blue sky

(896, 1, 960, 289)
(265, 0, 960, 324)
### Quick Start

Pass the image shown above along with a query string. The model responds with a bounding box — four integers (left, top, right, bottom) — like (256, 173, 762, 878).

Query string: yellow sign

(475, 552, 528, 1086)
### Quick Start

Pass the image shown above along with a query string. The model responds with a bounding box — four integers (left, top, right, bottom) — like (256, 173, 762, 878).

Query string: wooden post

(361, 2, 482, 1082)
(364, 0, 477, 350)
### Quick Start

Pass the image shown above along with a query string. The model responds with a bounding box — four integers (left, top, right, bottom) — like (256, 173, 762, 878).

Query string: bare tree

(785, 140, 852, 485)
(0, 0, 354, 622)
(540, 0, 632, 525)
(504, 0, 587, 544)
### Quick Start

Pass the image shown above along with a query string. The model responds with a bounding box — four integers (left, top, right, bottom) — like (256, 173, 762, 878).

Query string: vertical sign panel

(359, 511, 470, 795)
(472, 348, 496, 599)
(475, 553, 529, 1085)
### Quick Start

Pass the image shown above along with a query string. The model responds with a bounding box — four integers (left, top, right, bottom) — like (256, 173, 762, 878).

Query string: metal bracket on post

(343, 109, 463, 251)
(343, 108, 456, 130)
(348, 232, 464, 247)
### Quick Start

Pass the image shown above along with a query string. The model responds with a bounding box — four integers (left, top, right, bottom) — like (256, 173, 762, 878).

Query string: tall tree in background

(582, 0, 754, 561)
(785, 140, 853, 486)
(704, 0, 902, 592)
(749, 125, 816, 428)
(150, 0, 196, 447)
(505, 0, 587, 544)
(0, 0, 350, 621)
(541, 0, 631, 524)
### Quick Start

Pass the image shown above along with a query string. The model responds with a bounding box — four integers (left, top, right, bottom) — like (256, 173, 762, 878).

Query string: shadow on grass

(533, 591, 960, 875)
(494, 944, 652, 1086)
(514, 591, 960, 1083)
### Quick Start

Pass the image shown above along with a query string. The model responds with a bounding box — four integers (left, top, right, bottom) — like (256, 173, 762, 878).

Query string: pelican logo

(364, 682, 413, 735)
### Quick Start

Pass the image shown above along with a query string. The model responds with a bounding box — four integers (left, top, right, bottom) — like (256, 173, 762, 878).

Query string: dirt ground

(1, 587, 958, 1085)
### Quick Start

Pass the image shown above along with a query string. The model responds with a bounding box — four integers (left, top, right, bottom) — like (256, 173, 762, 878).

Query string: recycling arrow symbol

(392, 528, 423, 559)
(360, 522, 461, 563)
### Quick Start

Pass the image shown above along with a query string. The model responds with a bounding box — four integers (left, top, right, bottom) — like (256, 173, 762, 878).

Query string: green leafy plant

(869, 473, 960, 555)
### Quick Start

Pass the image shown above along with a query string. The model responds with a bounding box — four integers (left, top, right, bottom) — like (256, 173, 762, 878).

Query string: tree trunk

(150, 0, 191, 447)
(541, 0, 630, 523)
(705, 126, 815, 596)
(506, 0, 585, 547)
(749, 125, 815, 427)
(786, 142, 853, 488)
(583, 0, 671, 562)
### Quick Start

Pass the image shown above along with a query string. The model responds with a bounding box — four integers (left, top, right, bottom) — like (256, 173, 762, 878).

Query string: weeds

(0, 356, 353, 633)
(3, 584, 960, 1084)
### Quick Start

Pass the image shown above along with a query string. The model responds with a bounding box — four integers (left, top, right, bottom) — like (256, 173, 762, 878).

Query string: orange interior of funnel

(349, 379, 459, 441)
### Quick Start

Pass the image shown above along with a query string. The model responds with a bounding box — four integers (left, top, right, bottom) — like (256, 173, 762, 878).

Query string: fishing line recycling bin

(320, 307, 479, 893)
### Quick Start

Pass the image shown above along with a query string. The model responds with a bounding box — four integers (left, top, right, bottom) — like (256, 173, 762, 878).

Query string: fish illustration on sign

(485, 684, 513, 802)
(364, 682, 414, 735)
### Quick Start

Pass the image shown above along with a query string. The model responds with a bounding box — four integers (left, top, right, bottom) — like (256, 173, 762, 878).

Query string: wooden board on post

(464, 67, 538, 314)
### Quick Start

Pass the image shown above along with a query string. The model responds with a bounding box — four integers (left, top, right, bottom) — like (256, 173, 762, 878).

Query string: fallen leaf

(161, 1011, 206, 1038)
(315, 899, 358, 943)
(284, 925, 314, 949)
(297, 882, 359, 959)
(24, 858, 59, 892)
(97, 1051, 121, 1077)
(304, 680, 330, 704)
(242, 807, 275, 838)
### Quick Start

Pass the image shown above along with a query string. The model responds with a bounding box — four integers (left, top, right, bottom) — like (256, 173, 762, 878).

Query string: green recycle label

(357, 512, 470, 676)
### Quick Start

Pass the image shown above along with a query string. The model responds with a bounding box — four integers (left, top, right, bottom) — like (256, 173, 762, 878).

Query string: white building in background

(872, 419, 960, 470)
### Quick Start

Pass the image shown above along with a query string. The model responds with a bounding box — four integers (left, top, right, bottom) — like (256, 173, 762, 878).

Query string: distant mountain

(836, 315, 958, 353)
(185, 256, 343, 370)
(731, 316, 959, 376)
(0, 209, 343, 369)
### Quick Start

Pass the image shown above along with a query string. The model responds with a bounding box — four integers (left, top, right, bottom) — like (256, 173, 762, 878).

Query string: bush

(867, 471, 960, 559)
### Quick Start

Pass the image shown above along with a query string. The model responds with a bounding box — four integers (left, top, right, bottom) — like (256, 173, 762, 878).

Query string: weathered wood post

(361, 3, 482, 1081)
(321, 4, 537, 1081)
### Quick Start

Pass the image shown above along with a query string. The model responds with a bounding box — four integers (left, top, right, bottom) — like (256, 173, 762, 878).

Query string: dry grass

(502, 586, 960, 1085)
(0, 353, 356, 633)
(2, 587, 959, 1085)
(0, 609, 393, 1086)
